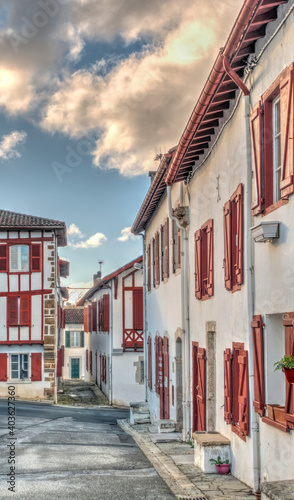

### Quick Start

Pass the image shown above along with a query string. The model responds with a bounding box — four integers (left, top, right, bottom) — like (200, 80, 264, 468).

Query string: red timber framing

(251, 315, 265, 416)
(223, 184, 243, 291)
(192, 342, 206, 432)
(122, 270, 143, 351)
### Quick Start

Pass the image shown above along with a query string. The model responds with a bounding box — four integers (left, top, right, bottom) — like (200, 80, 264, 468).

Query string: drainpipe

(139, 233, 148, 402)
(167, 185, 190, 441)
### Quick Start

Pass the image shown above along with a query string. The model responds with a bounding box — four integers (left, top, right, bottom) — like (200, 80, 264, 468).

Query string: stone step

(130, 402, 151, 424)
(154, 419, 176, 433)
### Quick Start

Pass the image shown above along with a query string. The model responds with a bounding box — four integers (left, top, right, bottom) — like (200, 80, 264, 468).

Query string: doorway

(175, 337, 183, 431)
(71, 358, 80, 379)
(159, 336, 170, 419)
(192, 343, 206, 432)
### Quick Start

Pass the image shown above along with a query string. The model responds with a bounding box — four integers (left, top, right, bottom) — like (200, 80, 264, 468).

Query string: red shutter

(147, 244, 151, 291)
(86, 349, 89, 372)
(133, 288, 143, 330)
(31, 352, 42, 381)
(104, 356, 107, 383)
(61, 308, 65, 329)
(280, 68, 294, 198)
(197, 348, 206, 431)
(152, 238, 156, 288)
(155, 232, 160, 285)
(158, 337, 164, 419)
(98, 299, 101, 331)
(92, 302, 97, 333)
(207, 219, 213, 297)
(0, 353, 7, 381)
(194, 229, 202, 299)
(90, 350, 92, 375)
(177, 226, 181, 269)
(21, 299, 29, 327)
(148, 337, 152, 389)
(283, 314, 294, 429)
(251, 315, 265, 416)
(172, 219, 176, 273)
(8, 297, 18, 326)
(238, 350, 249, 436)
(56, 349, 62, 377)
(165, 218, 169, 279)
(100, 298, 104, 332)
(224, 348, 232, 423)
(31, 244, 41, 272)
(102, 294, 109, 332)
(0, 245, 7, 272)
(163, 336, 170, 419)
(235, 184, 243, 285)
(161, 225, 164, 282)
(223, 200, 232, 290)
(88, 305, 92, 332)
(84, 306, 88, 333)
(155, 336, 159, 394)
(250, 101, 263, 215)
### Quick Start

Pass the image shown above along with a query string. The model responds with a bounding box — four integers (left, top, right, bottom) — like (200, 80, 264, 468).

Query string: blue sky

(0, 0, 243, 302)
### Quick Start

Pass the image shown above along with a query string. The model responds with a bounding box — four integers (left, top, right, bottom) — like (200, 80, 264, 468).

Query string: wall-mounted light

(250, 221, 280, 243)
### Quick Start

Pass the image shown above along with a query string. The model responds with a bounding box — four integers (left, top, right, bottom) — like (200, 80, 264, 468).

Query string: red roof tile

(65, 307, 84, 324)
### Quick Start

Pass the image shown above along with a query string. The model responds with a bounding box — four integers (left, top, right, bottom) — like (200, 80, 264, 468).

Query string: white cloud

(118, 227, 138, 242)
(72, 232, 107, 249)
(66, 280, 93, 305)
(67, 223, 83, 238)
(0, 130, 27, 161)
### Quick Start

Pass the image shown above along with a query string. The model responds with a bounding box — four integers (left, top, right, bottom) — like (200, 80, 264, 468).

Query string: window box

(250, 221, 279, 243)
(273, 405, 286, 424)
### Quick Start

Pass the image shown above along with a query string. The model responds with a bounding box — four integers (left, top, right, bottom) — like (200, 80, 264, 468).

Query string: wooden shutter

(235, 184, 243, 286)
(20, 296, 30, 326)
(158, 337, 164, 419)
(92, 302, 97, 333)
(165, 218, 169, 279)
(8, 297, 18, 326)
(0, 353, 7, 381)
(155, 232, 160, 285)
(224, 348, 232, 423)
(283, 314, 294, 429)
(163, 336, 170, 419)
(155, 336, 159, 394)
(65, 331, 70, 347)
(88, 305, 92, 332)
(251, 315, 265, 416)
(280, 68, 294, 198)
(194, 229, 202, 299)
(147, 244, 151, 291)
(250, 101, 263, 214)
(31, 244, 41, 272)
(86, 349, 89, 371)
(238, 350, 249, 436)
(56, 349, 63, 377)
(207, 219, 214, 297)
(31, 352, 42, 381)
(160, 225, 164, 281)
(148, 337, 152, 389)
(80, 331, 84, 348)
(223, 200, 232, 290)
(133, 288, 143, 330)
(100, 298, 104, 332)
(177, 225, 181, 269)
(172, 220, 176, 273)
(61, 308, 65, 329)
(197, 348, 206, 431)
(0, 245, 7, 272)
(152, 238, 156, 288)
(102, 294, 109, 332)
(84, 307, 88, 333)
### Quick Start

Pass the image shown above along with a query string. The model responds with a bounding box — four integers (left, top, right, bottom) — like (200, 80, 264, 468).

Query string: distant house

(62, 307, 89, 381)
(77, 256, 145, 406)
(0, 209, 68, 401)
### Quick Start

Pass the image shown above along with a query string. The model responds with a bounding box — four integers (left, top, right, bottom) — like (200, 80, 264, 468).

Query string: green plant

(209, 456, 230, 465)
(274, 355, 294, 372)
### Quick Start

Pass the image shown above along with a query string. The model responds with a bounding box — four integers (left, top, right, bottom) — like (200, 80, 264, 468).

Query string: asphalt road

(0, 400, 175, 500)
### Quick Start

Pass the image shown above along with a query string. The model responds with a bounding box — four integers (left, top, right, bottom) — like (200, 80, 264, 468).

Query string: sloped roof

(0, 210, 67, 246)
(77, 255, 143, 306)
(65, 307, 84, 324)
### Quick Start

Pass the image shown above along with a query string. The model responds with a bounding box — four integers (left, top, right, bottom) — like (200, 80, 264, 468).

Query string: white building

(0, 209, 68, 401)
(62, 307, 89, 381)
(132, 0, 294, 495)
(77, 256, 145, 407)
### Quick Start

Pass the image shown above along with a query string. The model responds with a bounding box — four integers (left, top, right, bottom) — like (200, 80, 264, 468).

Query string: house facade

(132, 0, 294, 493)
(77, 256, 145, 407)
(0, 209, 68, 401)
(62, 307, 89, 381)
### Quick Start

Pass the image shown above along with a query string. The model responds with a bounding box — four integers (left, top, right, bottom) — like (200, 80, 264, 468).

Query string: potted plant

(209, 456, 231, 474)
(274, 355, 294, 383)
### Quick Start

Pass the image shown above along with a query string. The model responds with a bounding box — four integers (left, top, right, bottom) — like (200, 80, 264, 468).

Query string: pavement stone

(118, 420, 257, 500)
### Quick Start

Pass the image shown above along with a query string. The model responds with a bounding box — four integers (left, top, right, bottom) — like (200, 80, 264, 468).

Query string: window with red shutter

(206, 219, 213, 297)
(237, 350, 249, 437)
(152, 238, 156, 288)
(155, 336, 159, 394)
(195, 219, 213, 300)
(251, 315, 265, 416)
(172, 220, 176, 273)
(194, 229, 201, 299)
(160, 224, 164, 282)
(31, 352, 42, 381)
(102, 294, 109, 332)
(223, 200, 232, 290)
(0, 353, 8, 381)
(165, 217, 169, 279)
(280, 69, 294, 198)
(84, 306, 88, 333)
(0, 245, 7, 272)
(155, 231, 160, 286)
(31, 244, 41, 272)
(147, 243, 151, 291)
(92, 302, 97, 333)
(148, 337, 152, 390)
(224, 348, 232, 423)
(250, 101, 263, 215)
(8, 297, 18, 326)
(88, 305, 92, 333)
(90, 350, 92, 375)
(223, 184, 243, 292)
(133, 288, 143, 331)
(20, 296, 30, 326)
(61, 308, 65, 329)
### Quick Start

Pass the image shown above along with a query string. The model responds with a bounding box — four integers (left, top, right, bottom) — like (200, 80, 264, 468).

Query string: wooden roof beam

(244, 26, 266, 42)
(259, 0, 288, 8)
(199, 119, 219, 131)
(251, 9, 277, 26)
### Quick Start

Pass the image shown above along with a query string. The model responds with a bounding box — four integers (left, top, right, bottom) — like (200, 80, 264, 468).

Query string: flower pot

(215, 463, 231, 474)
(267, 404, 280, 420)
(273, 406, 286, 423)
(285, 368, 294, 384)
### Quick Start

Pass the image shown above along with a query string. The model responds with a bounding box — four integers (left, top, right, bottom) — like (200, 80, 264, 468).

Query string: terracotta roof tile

(0, 210, 65, 229)
(65, 307, 84, 324)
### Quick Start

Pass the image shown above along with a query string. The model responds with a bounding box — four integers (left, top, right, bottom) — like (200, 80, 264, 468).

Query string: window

(8, 296, 30, 326)
(251, 63, 294, 214)
(0, 245, 7, 272)
(10, 354, 29, 380)
(155, 231, 160, 286)
(71, 331, 80, 347)
(194, 219, 213, 300)
(223, 184, 243, 291)
(147, 243, 151, 291)
(160, 218, 169, 281)
(10, 246, 29, 272)
(172, 219, 181, 273)
(66, 331, 84, 348)
(148, 337, 152, 390)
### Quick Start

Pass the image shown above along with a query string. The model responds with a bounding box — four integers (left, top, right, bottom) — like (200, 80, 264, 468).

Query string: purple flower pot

(215, 463, 231, 474)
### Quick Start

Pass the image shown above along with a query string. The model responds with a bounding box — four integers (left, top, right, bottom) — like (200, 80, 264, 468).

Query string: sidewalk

(118, 420, 256, 500)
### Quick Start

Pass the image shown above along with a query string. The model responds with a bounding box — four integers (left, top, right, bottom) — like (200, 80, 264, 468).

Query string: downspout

(139, 233, 148, 402)
(167, 185, 190, 441)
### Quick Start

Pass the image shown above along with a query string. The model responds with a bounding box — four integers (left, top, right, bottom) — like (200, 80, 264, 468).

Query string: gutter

(166, 0, 260, 186)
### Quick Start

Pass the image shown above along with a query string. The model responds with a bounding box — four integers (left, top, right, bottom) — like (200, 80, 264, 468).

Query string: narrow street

(0, 400, 176, 500)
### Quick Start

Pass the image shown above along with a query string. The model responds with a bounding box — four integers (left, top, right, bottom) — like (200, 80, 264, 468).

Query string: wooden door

(158, 337, 164, 419)
(192, 344, 206, 431)
(71, 358, 80, 379)
(163, 336, 170, 419)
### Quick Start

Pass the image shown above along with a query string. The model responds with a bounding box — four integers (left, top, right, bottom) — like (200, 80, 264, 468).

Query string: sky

(0, 0, 244, 303)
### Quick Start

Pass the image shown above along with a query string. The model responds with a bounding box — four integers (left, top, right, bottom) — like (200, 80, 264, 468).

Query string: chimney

(93, 261, 103, 285)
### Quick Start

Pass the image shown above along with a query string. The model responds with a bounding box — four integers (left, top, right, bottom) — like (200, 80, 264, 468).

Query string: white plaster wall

(31, 295, 42, 341)
(0, 297, 6, 341)
(112, 352, 144, 406)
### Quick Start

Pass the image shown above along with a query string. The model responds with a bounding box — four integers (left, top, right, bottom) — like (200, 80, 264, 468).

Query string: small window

(10, 246, 29, 272)
(8, 296, 30, 326)
(10, 354, 29, 380)
(70, 331, 80, 347)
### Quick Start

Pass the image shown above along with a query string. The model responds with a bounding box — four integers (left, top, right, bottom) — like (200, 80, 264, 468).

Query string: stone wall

(43, 242, 56, 400)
